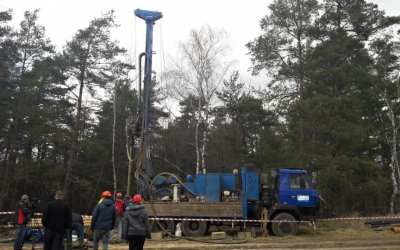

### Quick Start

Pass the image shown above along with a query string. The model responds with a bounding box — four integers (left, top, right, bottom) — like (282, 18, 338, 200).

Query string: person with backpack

(122, 194, 151, 250)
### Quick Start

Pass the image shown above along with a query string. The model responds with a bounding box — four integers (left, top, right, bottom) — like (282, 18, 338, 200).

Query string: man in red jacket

(115, 192, 124, 217)
(114, 192, 124, 236)
(14, 194, 33, 250)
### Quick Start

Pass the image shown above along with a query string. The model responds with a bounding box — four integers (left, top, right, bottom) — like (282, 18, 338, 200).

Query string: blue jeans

(66, 223, 85, 250)
(93, 229, 110, 250)
(13, 224, 27, 250)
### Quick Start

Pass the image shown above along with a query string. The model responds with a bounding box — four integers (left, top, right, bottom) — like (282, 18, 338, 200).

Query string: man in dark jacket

(123, 195, 132, 210)
(122, 194, 150, 250)
(91, 190, 116, 250)
(14, 194, 33, 250)
(42, 190, 72, 250)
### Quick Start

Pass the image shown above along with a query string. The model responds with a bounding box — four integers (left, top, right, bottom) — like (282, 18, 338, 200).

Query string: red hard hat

(101, 190, 112, 198)
(132, 194, 142, 204)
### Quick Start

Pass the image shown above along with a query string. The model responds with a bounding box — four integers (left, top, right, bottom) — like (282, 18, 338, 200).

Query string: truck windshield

(289, 174, 310, 189)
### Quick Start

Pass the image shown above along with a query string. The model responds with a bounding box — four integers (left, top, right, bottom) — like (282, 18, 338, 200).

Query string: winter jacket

(115, 198, 124, 217)
(42, 199, 72, 234)
(72, 212, 83, 226)
(121, 204, 150, 239)
(91, 198, 116, 231)
(15, 201, 32, 225)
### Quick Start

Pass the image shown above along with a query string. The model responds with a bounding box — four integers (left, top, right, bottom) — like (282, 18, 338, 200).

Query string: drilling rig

(132, 9, 320, 237)
(129, 9, 162, 198)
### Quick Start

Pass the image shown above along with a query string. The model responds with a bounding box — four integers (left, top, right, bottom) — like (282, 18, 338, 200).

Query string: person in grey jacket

(122, 194, 151, 250)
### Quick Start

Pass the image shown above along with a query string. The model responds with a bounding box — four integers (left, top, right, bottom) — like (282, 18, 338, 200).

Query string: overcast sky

(1, 0, 399, 88)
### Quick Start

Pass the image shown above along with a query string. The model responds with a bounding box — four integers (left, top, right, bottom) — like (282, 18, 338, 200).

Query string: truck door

(279, 173, 318, 207)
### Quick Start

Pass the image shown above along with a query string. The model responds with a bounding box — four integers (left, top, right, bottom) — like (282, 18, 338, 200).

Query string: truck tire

(271, 212, 298, 236)
(151, 220, 175, 234)
(181, 221, 208, 237)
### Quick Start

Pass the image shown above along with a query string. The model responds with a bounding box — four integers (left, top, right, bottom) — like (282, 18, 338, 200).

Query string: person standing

(122, 194, 151, 250)
(66, 212, 85, 250)
(114, 192, 124, 236)
(14, 194, 33, 250)
(91, 191, 116, 250)
(115, 192, 124, 219)
(123, 195, 132, 210)
(42, 190, 72, 250)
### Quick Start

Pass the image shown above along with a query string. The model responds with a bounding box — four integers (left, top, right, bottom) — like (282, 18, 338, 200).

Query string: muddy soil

(1, 226, 400, 249)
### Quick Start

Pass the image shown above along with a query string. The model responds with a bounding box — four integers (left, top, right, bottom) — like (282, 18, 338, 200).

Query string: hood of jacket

(101, 198, 114, 207)
(125, 204, 144, 215)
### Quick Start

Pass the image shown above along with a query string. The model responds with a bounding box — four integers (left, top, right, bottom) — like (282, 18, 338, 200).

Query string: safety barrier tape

(2, 211, 400, 225)
(0, 212, 41, 216)
(0, 212, 14, 215)
(318, 216, 400, 222)
(148, 217, 311, 223)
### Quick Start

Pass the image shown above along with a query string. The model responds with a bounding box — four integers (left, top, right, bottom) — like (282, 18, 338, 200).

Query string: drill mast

(134, 9, 163, 196)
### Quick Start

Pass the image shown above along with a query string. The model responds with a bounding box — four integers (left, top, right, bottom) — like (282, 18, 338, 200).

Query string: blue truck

(146, 167, 320, 236)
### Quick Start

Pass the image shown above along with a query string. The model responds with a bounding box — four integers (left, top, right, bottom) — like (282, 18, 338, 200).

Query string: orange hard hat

(101, 190, 112, 198)
(132, 194, 142, 204)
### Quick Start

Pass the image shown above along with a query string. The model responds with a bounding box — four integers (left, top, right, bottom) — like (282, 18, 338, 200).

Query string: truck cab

(276, 169, 319, 213)
(262, 168, 320, 236)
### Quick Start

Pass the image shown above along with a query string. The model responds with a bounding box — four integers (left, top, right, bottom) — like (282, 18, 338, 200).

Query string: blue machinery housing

(181, 167, 320, 219)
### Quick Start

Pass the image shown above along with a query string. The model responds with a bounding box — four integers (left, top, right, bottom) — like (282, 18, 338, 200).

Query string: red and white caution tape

(148, 217, 310, 223)
(2, 211, 400, 225)
(318, 216, 400, 222)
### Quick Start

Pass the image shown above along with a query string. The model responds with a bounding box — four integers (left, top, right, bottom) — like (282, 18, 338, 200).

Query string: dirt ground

(2, 223, 400, 249)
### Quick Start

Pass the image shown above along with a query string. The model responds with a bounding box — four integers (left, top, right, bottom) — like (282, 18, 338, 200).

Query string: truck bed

(144, 201, 243, 218)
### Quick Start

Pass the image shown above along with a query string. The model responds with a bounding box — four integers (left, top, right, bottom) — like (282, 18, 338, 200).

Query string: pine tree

(62, 11, 128, 194)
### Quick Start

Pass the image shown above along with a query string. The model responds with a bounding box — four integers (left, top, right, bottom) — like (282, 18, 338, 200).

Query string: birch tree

(371, 36, 400, 213)
(166, 26, 231, 173)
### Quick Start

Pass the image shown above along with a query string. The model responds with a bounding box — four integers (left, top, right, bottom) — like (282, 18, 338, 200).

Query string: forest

(1, 0, 400, 216)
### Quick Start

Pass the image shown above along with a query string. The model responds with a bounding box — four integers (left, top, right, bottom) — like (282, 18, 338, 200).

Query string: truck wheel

(151, 220, 175, 234)
(181, 221, 208, 237)
(271, 213, 298, 236)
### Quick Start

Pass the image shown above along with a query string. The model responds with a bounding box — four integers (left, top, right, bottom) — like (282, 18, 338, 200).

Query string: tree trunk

(64, 78, 84, 195)
(0, 147, 10, 209)
(126, 116, 134, 196)
(296, 0, 306, 167)
(112, 85, 118, 195)
(201, 102, 210, 173)
(385, 94, 400, 213)
(195, 99, 201, 174)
